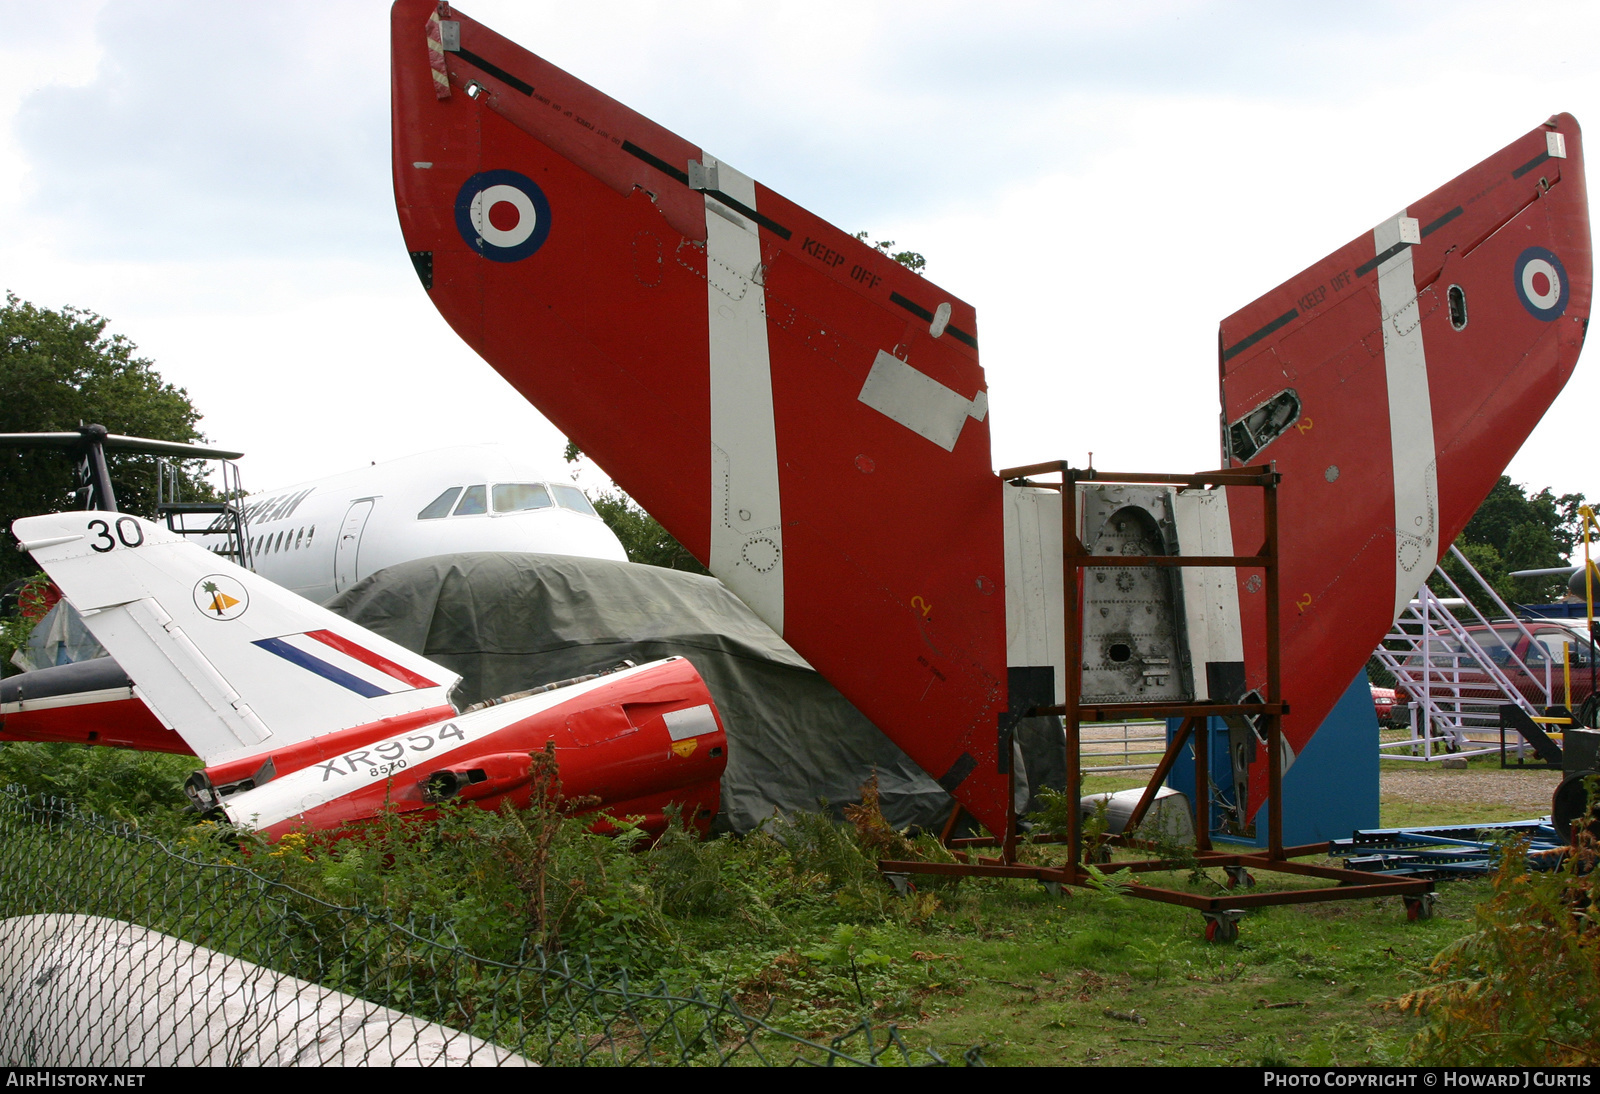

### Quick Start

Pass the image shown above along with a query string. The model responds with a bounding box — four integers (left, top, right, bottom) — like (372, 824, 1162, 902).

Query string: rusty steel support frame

(878, 463, 1434, 920)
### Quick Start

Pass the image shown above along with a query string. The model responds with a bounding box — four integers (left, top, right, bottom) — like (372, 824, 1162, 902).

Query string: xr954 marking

(318, 722, 466, 781)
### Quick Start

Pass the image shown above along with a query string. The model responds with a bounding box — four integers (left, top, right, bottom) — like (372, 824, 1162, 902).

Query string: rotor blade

(0, 432, 243, 460)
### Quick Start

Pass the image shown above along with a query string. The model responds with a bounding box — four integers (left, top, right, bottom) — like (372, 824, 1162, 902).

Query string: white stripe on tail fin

(12, 512, 460, 766)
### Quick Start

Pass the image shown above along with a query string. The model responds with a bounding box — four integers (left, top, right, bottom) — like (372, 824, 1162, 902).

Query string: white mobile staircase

(1374, 545, 1554, 762)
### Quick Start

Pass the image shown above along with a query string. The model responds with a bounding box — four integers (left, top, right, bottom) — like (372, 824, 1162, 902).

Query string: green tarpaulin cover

(327, 553, 957, 833)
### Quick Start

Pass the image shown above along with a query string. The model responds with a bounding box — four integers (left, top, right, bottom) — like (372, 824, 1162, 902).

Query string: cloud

(5, 0, 1600, 497)
(13, 1, 393, 262)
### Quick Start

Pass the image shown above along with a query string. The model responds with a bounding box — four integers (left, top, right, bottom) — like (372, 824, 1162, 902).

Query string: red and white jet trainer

(7, 511, 727, 839)
(390, 1, 1589, 838)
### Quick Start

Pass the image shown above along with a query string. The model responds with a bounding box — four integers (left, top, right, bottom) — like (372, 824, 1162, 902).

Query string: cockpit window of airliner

(453, 484, 488, 516)
(492, 483, 554, 513)
(418, 487, 462, 519)
(551, 484, 598, 517)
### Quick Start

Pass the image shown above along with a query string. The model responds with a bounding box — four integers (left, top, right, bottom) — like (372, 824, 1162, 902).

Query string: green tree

(561, 441, 707, 574)
(1432, 476, 1587, 611)
(0, 294, 209, 584)
(590, 492, 709, 574)
(853, 230, 925, 275)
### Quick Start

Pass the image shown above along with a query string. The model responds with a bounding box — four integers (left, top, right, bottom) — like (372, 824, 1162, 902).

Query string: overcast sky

(4, 1, 1599, 524)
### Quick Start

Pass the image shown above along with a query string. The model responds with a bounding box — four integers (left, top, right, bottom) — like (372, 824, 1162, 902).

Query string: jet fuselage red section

(0, 659, 189, 754)
(0, 649, 725, 839)
(193, 655, 725, 839)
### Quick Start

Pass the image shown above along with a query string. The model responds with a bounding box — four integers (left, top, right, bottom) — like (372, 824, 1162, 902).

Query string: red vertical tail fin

(391, 0, 1012, 833)
(1219, 117, 1590, 816)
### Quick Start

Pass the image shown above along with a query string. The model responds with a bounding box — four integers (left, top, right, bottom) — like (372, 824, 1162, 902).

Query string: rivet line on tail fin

(1221, 308, 1298, 362)
(1376, 210, 1440, 624)
(452, 48, 534, 96)
(1420, 207, 1463, 238)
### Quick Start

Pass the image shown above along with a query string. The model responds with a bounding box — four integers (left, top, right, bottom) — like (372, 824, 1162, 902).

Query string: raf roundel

(1513, 246, 1569, 321)
(455, 170, 552, 262)
(193, 575, 249, 621)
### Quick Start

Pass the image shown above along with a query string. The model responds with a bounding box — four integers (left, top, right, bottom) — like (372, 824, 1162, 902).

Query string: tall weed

(0, 742, 196, 828)
(1393, 820, 1599, 1065)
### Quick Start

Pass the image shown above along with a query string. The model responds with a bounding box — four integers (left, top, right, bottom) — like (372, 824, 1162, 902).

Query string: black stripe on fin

(1420, 207, 1463, 238)
(1512, 150, 1551, 179)
(621, 141, 690, 185)
(454, 48, 535, 96)
(703, 190, 792, 240)
(1355, 240, 1413, 278)
(937, 752, 977, 792)
(890, 292, 933, 322)
(889, 290, 979, 349)
(1222, 308, 1298, 362)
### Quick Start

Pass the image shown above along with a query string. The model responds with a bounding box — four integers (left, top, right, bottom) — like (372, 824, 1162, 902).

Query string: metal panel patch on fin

(858, 350, 987, 452)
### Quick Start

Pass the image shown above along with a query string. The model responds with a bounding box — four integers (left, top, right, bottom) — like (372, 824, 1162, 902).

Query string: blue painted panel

(1166, 672, 1378, 847)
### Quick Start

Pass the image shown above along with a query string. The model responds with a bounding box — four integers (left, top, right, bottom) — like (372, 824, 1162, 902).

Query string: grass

(637, 801, 1482, 1067)
(643, 856, 1475, 1066)
(777, 761, 1503, 1064)
(902, 880, 1468, 1066)
(1379, 798, 1544, 829)
(1378, 749, 1560, 828)
(0, 741, 1537, 1067)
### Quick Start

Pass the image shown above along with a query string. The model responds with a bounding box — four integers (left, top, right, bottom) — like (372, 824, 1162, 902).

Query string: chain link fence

(0, 788, 970, 1066)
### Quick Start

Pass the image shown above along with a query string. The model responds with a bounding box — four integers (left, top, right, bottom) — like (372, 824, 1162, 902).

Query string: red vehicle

(1371, 685, 1401, 725)
(1398, 619, 1598, 713)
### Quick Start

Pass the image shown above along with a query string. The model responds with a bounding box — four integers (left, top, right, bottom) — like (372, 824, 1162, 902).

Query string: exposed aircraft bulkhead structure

(390, 0, 1591, 838)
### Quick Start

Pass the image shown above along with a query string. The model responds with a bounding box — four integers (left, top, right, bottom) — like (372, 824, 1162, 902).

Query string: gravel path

(1084, 722, 1567, 815)
(1380, 767, 1562, 813)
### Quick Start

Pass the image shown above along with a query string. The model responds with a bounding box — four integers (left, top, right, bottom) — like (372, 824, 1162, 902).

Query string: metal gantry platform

(878, 463, 1436, 941)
